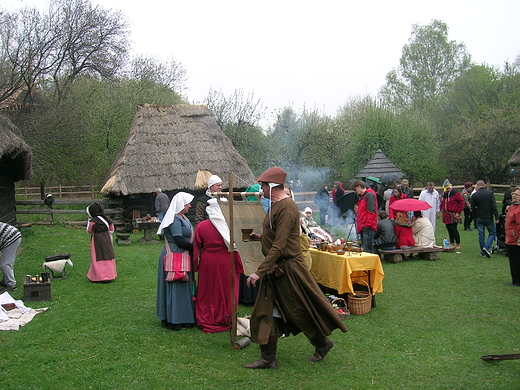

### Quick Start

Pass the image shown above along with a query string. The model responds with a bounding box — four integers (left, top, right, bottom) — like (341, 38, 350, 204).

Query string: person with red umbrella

(389, 198, 435, 249)
(388, 186, 408, 220)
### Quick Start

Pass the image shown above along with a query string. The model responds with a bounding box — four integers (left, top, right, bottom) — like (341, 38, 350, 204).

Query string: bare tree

(203, 88, 265, 129)
(128, 55, 187, 93)
(0, 0, 129, 105)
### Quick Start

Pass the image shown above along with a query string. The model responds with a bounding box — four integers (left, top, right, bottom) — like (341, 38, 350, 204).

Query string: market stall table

(136, 221, 161, 243)
(309, 248, 384, 299)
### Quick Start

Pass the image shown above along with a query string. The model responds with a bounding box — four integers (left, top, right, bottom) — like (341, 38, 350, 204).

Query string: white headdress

(157, 192, 194, 234)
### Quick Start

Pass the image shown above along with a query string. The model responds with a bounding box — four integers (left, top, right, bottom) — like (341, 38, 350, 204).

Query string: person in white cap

(194, 174, 223, 228)
(301, 207, 318, 230)
(242, 166, 347, 370)
(300, 206, 333, 242)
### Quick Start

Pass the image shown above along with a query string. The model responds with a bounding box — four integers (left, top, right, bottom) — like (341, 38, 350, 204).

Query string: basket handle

(330, 298, 347, 307)
(352, 279, 371, 296)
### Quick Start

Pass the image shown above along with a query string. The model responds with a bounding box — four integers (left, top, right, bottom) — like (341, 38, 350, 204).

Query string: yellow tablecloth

(310, 248, 385, 295)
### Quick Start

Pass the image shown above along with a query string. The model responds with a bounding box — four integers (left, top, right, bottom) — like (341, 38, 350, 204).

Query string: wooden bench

(379, 247, 445, 263)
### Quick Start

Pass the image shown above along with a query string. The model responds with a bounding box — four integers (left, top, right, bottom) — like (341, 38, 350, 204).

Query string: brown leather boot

(242, 336, 279, 369)
(309, 336, 334, 362)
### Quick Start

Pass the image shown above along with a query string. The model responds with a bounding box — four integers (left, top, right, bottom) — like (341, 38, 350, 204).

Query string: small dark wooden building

(0, 115, 33, 225)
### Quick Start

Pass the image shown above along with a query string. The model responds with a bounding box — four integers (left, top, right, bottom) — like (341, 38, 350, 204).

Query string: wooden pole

(228, 173, 237, 346)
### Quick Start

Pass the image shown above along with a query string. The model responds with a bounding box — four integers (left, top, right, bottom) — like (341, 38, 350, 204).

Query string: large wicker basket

(347, 280, 372, 315)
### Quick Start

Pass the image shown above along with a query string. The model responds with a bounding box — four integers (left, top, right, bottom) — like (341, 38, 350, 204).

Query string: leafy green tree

(341, 97, 445, 184)
(222, 121, 269, 176)
(441, 64, 520, 182)
(266, 107, 346, 189)
(380, 19, 472, 113)
(24, 73, 185, 185)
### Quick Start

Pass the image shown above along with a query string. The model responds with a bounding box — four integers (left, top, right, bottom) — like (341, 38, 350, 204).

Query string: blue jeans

(477, 218, 496, 251)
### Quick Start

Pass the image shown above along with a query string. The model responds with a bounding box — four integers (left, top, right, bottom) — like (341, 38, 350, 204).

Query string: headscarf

(206, 174, 228, 201)
(207, 175, 222, 189)
(86, 202, 112, 232)
(443, 179, 452, 192)
(157, 192, 194, 235)
(206, 198, 232, 250)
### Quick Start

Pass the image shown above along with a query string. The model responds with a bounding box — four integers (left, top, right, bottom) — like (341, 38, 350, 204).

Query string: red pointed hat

(256, 166, 287, 185)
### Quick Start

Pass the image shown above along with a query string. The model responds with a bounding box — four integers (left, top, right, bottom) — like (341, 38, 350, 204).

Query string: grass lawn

(2, 223, 519, 390)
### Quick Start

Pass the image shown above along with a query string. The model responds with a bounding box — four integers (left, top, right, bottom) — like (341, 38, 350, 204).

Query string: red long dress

(193, 220, 244, 333)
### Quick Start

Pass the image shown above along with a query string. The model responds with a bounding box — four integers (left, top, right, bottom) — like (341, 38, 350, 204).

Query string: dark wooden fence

(15, 198, 124, 225)
(15, 184, 509, 225)
(16, 185, 99, 200)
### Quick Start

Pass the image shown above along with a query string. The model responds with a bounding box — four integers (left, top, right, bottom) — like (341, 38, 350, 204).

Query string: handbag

(450, 212, 462, 224)
(164, 237, 190, 282)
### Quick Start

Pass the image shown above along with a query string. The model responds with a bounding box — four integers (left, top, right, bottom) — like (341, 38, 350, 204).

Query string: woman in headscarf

(156, 192, 196, 331)
(193, 199, 244, 333)
(86, 202, 117, 282)
(440, 179, 465, 250)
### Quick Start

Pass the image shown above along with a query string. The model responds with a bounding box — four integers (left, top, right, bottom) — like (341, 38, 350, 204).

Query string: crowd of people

(309, 177, 515, 259)
(3, 168, 518, 371)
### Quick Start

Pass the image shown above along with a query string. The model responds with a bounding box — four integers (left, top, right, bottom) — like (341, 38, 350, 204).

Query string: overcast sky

(4, 0, 520, 126)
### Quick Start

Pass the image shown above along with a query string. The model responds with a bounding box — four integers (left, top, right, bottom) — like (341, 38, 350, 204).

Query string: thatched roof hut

(0, 115, 32, 182)
(355, 148, 404, 179)
(0, 115, 32, 224)
(101, 104, 256, 196)
(508, 147, 520, 167)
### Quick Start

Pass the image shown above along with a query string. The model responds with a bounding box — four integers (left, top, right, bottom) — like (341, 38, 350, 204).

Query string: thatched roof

(100, 104, 256, 196)
(0, 115, 32, 181)
(355, 148, 404, 179)
(508, 147, 520, 167)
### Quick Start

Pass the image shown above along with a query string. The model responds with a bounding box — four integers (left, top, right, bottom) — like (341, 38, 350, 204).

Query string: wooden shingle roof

(355, 148, 404, 179)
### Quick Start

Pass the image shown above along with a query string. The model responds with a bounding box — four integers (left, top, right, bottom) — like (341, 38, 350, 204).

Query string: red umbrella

(389, 198, 432, 212)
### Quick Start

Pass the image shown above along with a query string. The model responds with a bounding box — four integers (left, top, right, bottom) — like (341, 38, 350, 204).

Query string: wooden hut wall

(0, 158, 17, 225)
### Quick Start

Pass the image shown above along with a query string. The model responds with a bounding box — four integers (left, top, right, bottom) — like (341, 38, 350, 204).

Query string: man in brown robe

(243, 167, 348, 369)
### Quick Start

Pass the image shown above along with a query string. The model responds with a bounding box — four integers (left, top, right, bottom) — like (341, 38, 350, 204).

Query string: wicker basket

(331, 298, 350, 320)
(347, 280, 372, 315)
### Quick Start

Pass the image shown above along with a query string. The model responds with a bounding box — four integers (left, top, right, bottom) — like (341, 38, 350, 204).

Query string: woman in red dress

(394, 212, 415, 249)
(193, 199, 244, 333)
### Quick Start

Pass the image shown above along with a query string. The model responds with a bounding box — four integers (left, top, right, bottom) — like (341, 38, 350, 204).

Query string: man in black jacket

(470, 180, 499, 258)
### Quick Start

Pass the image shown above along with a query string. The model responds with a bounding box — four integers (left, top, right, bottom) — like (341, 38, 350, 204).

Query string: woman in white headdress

(193, 199, 244, 333)
(156, 192, 196, 331)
